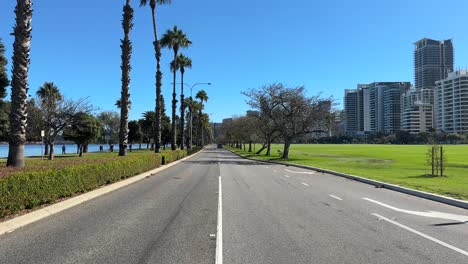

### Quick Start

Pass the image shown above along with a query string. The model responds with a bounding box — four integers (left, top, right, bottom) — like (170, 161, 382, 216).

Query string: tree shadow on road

(183, 159, 266, 166)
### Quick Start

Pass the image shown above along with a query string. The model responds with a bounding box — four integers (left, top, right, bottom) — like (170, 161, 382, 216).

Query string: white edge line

(372, 213, 468, 257)
(301, 182, 309, 186)
(330, 195, 343, 201)
(216, 176, 223, 264)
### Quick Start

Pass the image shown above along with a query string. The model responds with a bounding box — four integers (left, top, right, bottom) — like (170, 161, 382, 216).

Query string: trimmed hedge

(0, 148, 202, 219)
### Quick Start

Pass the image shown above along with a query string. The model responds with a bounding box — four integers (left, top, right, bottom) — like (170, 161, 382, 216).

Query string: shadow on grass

(407, 174, 447, 179)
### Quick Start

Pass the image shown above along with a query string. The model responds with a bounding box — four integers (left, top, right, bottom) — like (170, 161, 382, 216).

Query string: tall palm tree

(160, 26, 192, 150)
(7, 0, 33, 168)
(118, 0, 134, 157)
(195, 90, 208, 146)
(139, 0, 171, 153)
(175, 54, 192, 150)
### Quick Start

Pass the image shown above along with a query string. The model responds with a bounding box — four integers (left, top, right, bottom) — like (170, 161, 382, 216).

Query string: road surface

(0, 146, 467, 263)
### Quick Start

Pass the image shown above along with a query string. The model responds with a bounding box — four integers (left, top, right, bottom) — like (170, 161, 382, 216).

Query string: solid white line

(215, 176, 223, 264)
(330, 195, 343, 201)
(363, 198, 468, 222)
(284, 175, 290, 178)
(301, 182, 309, 187)
(284, 169, 316, 175)
(372, 213, 468, 257)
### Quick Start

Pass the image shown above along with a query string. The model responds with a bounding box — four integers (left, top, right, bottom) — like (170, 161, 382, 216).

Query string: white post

(41, 130, 45, 160)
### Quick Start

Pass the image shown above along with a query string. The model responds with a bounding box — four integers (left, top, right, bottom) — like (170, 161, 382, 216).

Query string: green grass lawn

(230, 144, 468, 200)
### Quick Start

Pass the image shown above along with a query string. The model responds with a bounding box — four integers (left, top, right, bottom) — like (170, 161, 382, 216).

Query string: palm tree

(160, 26, 192, 150)
(175, 54, 192, 150)
(118, 0, 134, 156)
(37, 82, 63, 159)
(139, 0, 171, 153)
(195, 90, 208, 146)
(7, 0, 33, 168)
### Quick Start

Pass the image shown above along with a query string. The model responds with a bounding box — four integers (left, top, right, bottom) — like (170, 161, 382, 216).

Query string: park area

(230, 144, 468, 201)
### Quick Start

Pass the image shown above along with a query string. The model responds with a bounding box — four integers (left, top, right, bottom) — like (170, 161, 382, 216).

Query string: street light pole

(172, 82, 212, 149)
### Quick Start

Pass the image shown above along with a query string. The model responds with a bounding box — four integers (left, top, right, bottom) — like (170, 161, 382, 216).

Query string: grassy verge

(228, 144, 468, 201)
(0, 147, 202, 219)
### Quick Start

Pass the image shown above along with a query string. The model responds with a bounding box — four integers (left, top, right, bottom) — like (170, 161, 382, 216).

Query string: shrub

(0, 148, 202, 219)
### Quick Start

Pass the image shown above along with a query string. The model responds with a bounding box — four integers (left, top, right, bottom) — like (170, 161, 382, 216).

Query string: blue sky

(1, 0, 468, 122)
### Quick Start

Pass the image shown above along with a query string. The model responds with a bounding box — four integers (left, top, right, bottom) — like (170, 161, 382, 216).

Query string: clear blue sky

(1, 0, 468, 122)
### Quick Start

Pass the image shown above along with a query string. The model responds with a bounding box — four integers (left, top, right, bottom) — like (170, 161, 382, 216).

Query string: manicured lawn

(230, 144, 468, 200)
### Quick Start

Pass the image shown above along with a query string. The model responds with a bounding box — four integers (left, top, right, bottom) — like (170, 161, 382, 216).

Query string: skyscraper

(414, 38, 454, 91)
(435, 70, 468, 133)
(344, 82, 410, 135)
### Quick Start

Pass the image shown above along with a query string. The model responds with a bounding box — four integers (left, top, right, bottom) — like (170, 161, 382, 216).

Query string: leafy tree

(97, 111, 120, 146)
(139, 0, 172, 153)
(36, 83, 93, 160)
(63, 113, 102, 157)
(175, 53, 192, 150)
(243, 83, 330, 159)
(243, 87, 279, 155)
(25, 99, 44, 142)
(161, 26, 192, 150)
(0, 101, 11, 142)
(7, 0, 33, 168)
(128, 120, 143, 151)
(118, 0, 134, 157)
(0, 38, 8, 99)
(0, 38, 9, 142)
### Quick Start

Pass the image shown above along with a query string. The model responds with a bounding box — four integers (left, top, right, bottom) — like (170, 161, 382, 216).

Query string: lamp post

(172, 82, 212, 149)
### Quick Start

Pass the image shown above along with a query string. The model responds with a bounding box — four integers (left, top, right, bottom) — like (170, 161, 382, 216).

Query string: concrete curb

(226, 148, 468, 210)
(0, 149, 204, 236)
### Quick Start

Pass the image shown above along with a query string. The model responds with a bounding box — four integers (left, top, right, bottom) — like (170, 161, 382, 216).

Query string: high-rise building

(401, 88, 434, 134)
(344, 82, 410, 135)
(401, 38, 454, 134)
(414, 38, 454, 91)
(435, 70, 468, 133)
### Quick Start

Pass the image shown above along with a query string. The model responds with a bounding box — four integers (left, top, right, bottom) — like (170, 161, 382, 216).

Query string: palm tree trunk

(171, 51, 177, 150)
(7, 0, 33, 168)
(118, 0, 133, 157)
(180, 72, 185, 150)
(148, 6, 162, 153)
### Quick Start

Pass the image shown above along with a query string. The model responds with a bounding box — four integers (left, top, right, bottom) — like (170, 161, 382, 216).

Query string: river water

(0, 143, 149, 158)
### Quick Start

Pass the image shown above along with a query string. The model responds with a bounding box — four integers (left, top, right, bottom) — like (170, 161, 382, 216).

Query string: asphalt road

(1, 146, 467, 263)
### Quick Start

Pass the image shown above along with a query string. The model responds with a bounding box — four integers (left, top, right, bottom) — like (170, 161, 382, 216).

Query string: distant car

(217, 144, 223, 149)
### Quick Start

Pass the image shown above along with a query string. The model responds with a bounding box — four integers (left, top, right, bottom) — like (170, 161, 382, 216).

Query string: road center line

(216, 176, 223, 264)
(301, 182, 309, 187)
(372, 213, 468, 257)
(330, 195, 343, 201)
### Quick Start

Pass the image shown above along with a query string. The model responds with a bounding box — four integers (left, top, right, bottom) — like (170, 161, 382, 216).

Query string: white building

(435, 70, 468, 133)
(401, 88, 434, 134)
